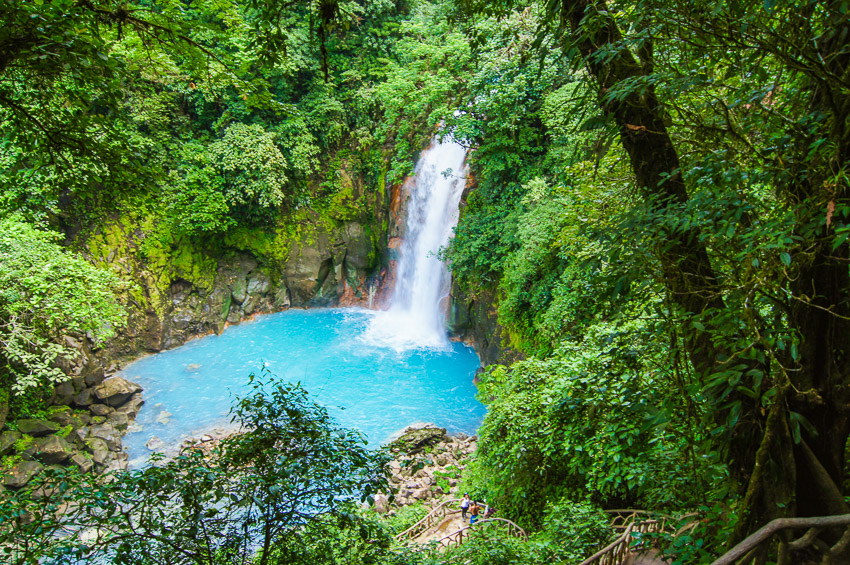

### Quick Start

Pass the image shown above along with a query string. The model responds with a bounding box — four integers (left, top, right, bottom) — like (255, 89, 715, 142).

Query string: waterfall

(364, 137, 467, 350)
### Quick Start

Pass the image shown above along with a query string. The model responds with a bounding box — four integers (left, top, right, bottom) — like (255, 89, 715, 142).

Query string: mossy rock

(16, 419, 59, 437)
(0, 431, 21, 456)
(391, 426, 447, 455)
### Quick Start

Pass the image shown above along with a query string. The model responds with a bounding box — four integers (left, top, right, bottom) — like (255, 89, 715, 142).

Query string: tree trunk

(555, 0, 850, 543)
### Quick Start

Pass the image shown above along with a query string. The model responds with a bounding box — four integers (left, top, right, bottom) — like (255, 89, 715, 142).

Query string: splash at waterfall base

(365, 138, 468, 350)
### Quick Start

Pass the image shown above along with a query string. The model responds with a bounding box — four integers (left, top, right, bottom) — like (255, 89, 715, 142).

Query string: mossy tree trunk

(552, 0, 850, 544)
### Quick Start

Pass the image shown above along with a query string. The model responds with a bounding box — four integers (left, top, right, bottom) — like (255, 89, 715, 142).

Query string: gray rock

(3, 460, 43, 489)
(70, 453, 93, 474)
(48, 409, 74, 427)
(83, 365, 106, 387)
(33, 436, 73, 465)
(170, 310, 193, 330)
(104, 459, 128, 473)
(115, 396, 144, 419)
(412, 488, 431, 500)
(0, 431, 21, 456)
(73, 388, 95, 407)
(373, 493, 390, 514)
(226, 306, 242, 324)
(84, 436, 109, 455)
(89, 404, 114, 417)
(246, 272, 271, 295)
(64, 335, 83, 350)
(91, 448, 111, 467)
(231, 274, 248, 304)
(344, 222, 375, 271)
(53, 381, 76, 405)
(108, 412, 130, 432)
(70, 428, 89, 446)
(93, 376, 142, 407)
(89, 423, 122, 451)
(71, 376, 86, 393)
(146, 437, 165, 451)
(71, 412, 91, 428)
(242, 294, 260, 315)
(16, 419, 60, 437)
(273, 283, 291, 309)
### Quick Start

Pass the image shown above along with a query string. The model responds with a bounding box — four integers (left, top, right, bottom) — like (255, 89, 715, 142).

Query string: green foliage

(269, 509, 417, 565)
(0, 374, 389, 565)
(467, 313, 725, 525)
(530, 498, 610, 562)
(0, 216, 124, 395)
(420, 500, 608, 565)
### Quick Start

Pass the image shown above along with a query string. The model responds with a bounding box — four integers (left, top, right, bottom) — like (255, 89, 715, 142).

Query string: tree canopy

(2, 0, 850, 562)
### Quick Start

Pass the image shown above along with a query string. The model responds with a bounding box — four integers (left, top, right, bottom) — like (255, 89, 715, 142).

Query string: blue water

(121, 308, 484, 465)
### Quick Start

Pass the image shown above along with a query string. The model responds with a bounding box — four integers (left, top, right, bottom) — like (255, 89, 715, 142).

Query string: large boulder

(92, 377, 142, 407)
(107, 412, 130, 432)
(88, 423, 122, 451)
(73, 388, 96, 407)
(91, 446, 112, 467)
(3, 460, 43, 489)
(89, 404, 114, 417)
(48, 408, 74, 427)
(246, 272, 271, 296)
(231, 274, 248, 304)
(53, 381, 76, 405)
(0, 431, 21, 456)
(16, 419, 60, 437)
(115, 396, 144, 419)
(33, 436, 74, 465)
(391, 425, 447, 455)
(70, 453, 93, 474)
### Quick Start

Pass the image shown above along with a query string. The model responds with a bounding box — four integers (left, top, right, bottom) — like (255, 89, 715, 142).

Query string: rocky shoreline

(1, 375, 144, 491)
(372, 423, 477, 514)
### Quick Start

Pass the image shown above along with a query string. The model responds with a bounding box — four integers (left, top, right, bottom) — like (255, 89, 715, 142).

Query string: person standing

(469, 500, 480, 525)
(460, 493, 471, 520)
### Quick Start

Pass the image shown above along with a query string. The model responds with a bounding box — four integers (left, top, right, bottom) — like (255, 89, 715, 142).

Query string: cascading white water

(364, 137, 467, 350)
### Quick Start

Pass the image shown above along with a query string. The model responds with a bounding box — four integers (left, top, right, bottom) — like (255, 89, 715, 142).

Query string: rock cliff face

(80, 170, 390, 361)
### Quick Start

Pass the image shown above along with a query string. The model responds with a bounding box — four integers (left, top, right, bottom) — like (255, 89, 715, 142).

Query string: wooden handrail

(431, 517, 528, 548)
(395, 498, 462, 541)
(579, 517, 669, 565)
(711, 514, 850, 565)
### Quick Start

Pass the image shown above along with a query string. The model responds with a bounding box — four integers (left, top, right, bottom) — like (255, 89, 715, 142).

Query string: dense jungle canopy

(1, 0, 849, 563)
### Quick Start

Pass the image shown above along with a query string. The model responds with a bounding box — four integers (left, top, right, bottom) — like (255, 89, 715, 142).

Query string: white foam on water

(363, 137, 467, 351)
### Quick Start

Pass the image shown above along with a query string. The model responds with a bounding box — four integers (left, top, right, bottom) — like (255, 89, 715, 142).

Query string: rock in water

(146, 437, 165, 451)
(93, 376, 143, 407)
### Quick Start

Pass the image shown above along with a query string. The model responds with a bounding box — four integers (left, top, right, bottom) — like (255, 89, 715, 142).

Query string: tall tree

(459, 0, 850, 545)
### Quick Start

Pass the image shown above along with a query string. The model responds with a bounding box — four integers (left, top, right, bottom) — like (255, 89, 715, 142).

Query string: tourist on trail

(485, 505, 495, 519)
(461, 493, 471, 519)
(469, 500, 480, 525)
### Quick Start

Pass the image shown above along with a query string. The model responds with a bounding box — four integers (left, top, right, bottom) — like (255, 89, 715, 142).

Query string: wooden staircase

(395, 498, 527, 549)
